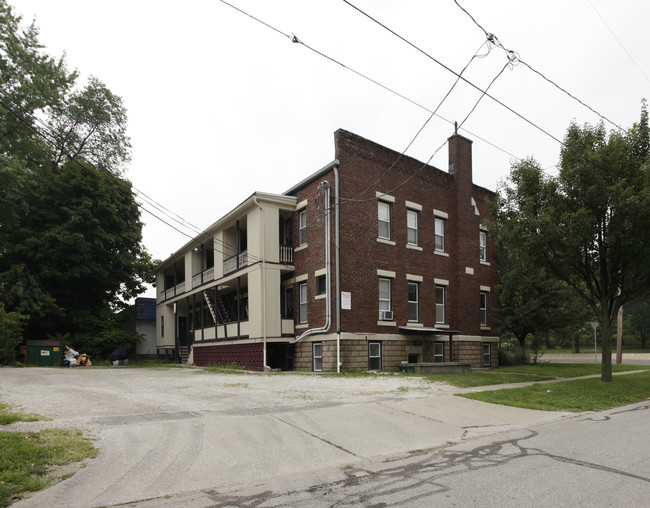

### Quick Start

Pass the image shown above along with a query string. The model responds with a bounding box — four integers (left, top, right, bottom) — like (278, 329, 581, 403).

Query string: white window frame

(368, 342, 382, 371)
(480, 291, 488, 326)
(436, 284, 447, 324)
(378, 201, 391, 240)
(298, 210, 307, 246)
(434, 342, 444, 363)
(483, 343, 491, 367)
(299, 282, 308, 324)
(435, 217, 446, 252)
(407, 282, 419, 322)
(313, 342, 322, 372)
(407, 209, 419, 246)
(479, 230, 488, 262)
(378, 277, 392, 320)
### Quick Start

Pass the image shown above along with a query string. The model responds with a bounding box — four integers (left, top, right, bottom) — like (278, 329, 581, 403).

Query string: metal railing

(223, 251, 248, 274)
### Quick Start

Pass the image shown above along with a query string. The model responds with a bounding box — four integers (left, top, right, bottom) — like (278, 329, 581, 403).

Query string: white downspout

(334, 166, 341, 373)
(253, 196, 270, 370)
(291, 181, 331, 344)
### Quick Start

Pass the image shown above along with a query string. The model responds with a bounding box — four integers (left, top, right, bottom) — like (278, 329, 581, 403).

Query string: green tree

(0, 303, 24, 364)
(492, 105, 650, 381)
(0, 0, 154, 357)
(625, 292, 650, 348)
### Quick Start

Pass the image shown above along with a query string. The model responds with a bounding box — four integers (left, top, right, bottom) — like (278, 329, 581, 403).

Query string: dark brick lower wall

(193, 343, 264, 371)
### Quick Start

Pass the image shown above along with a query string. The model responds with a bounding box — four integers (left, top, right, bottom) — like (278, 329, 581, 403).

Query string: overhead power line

(452, 0, 626, 131)
(217, 0, 522, 163)
(0, 92, 263, 262)
(342, 0, 565, 145)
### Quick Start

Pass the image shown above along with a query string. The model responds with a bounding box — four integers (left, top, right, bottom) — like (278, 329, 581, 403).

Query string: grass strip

(0, 428, 97, 507)
(460, 371, 650, 412)
(0, 403, 41, 426)
(424, 372, 554, 388)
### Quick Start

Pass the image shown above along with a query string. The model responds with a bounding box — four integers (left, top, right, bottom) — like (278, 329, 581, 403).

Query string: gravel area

(1, 366, 456, 432)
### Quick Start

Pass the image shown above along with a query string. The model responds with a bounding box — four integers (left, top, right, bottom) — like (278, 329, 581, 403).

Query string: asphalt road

(1, 366, 648, 507)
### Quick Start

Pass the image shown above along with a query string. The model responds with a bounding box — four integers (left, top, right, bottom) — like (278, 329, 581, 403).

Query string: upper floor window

(480, 291, 488, 326)
(407, 209, 419, 246)
(436, 284, 447, 324)
(435, 217, 446, 252)
(479, 230, 488, 261)
(378, 277, 392, 320)
(299, 282, 308, 323)
(408, 282, 419, 322)
(378, 201, 391, 240)
(298, 210, 307, 246)
(317, 275, 326, 295)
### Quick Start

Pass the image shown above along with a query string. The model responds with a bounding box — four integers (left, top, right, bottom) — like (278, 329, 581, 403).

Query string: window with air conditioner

(378, 278, 392, 320)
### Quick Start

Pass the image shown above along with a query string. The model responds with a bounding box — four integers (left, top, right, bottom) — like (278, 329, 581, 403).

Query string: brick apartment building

(155, 129, 498, 372)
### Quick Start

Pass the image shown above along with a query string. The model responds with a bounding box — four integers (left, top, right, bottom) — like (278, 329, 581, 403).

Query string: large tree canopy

(0, 0, 153, 359)
(493, 105, 650, 381)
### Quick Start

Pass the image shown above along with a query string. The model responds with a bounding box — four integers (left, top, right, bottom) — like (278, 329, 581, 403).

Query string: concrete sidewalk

(1, 368, 575, 508)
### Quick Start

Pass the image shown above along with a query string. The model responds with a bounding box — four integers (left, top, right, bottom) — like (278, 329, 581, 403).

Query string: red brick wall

(193, 343, 264, 371)
(288, 129, 498, 359)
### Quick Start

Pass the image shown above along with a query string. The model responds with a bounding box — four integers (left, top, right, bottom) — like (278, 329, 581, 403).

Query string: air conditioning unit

(380, 310, 393, 321)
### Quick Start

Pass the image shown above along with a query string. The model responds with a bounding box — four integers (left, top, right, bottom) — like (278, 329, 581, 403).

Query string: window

(313, 342, 322, 371)
(480, 291, 488, 326)
(407, 209, 419, 246)
(378, 278, 392, 320)
(160, 316, 164, 337)
(298, 210, 307, 246)
(317, 275, 326, 295)
(435, 217, 446, 252)
(378, 201, 391, 240)
(436, 284, 447, 324)
(407, 282, 419, 322)
(299, 282, 308, 323)
(283, 287, 294, 319)
(483, 343, 491, 367)
(368, 342, 382, 370)
(434, 342, 444, 363)
(479, 230, 488, 262)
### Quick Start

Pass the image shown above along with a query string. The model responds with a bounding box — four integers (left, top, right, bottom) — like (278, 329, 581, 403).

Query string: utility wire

(587, 0, 650, 85)
(452, 0, 626, 131)
(342, 0, 564, 145)
(0, 92, 261, 262)
(344, 38, 494, 202)
(217, 0, 521, 163)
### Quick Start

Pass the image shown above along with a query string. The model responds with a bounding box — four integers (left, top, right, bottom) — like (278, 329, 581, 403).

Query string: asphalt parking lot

(1, 366, 574, 507)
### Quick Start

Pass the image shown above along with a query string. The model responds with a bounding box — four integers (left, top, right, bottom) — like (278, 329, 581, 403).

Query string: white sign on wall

(341, 291, 351, 310)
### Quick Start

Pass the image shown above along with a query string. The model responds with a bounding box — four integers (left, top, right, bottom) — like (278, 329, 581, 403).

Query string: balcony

(224, 251, 248, 275)
(191, 267, 215, 288)
(279, 245, 294, 265)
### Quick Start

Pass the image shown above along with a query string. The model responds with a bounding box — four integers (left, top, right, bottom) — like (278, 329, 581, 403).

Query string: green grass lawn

(0, 405, 97, 507)
(461, 371, 650, 412)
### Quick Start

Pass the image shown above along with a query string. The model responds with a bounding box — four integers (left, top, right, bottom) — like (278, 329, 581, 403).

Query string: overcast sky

(11, 0, 650, 297)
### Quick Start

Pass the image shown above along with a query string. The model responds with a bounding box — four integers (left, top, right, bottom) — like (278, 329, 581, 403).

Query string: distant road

(543, 353, 650, 366)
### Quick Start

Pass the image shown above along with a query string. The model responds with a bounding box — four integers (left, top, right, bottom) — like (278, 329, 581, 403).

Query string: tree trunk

(601, 321, 613, 382)
(572, 332, 580, 353)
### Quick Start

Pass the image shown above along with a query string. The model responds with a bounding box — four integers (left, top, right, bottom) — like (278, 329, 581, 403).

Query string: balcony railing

(279, 245, 294, 265)
(223, 251, 248, 275)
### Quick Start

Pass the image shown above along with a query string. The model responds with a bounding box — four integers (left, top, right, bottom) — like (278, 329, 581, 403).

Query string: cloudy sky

(11, 0, 650, 296)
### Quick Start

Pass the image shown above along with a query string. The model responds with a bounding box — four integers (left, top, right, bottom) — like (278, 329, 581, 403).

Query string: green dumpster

(26, 340, 62, 367)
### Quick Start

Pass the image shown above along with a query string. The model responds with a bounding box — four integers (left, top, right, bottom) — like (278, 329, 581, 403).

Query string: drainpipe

(291, 181, 331, 344)
(334, 166, 341, 373)
(253, 196, 270, 370)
